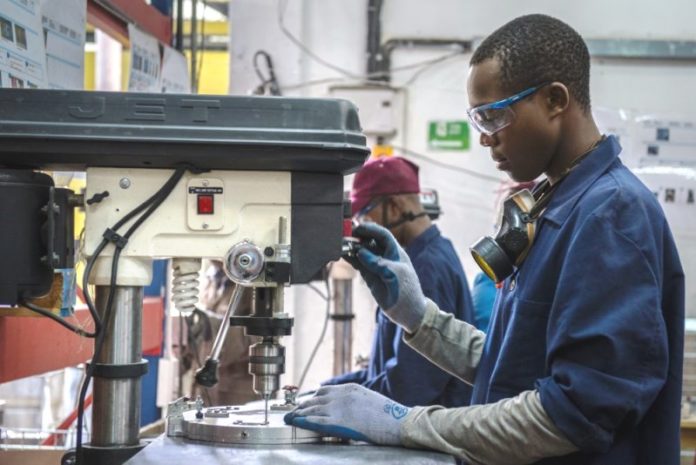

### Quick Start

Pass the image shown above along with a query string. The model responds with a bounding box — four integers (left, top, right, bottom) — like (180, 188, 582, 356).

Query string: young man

(286, 14, 684, 465)
(323, 156, 474, 407)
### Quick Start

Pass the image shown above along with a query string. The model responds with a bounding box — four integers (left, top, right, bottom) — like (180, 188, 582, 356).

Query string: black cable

(277, 0, 358, 79)
(19, 300, 97, 338)
(81, 239, 107, 332)
(75, 167, 188, 465)
(80, 169, 184, 334)
(391, 145, 504, 184)
(305, 283, 327, 300)
(76, 246, 123, 465)
(253, 50, 281, 96)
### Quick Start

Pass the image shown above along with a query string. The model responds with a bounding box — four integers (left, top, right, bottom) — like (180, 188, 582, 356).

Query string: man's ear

(385, 196, 401, 216)
(545, 82, 570, 118)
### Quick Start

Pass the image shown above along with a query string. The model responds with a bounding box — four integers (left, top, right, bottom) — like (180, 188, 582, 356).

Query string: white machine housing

(84, 168, 291, 286)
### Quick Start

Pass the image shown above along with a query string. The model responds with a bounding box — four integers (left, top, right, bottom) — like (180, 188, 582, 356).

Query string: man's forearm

(401, 390, 579, 465)
(403, 299, 486, 384)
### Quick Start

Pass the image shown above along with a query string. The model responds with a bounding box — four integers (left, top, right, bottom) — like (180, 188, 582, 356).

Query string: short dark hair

(471, 14, 591, 111)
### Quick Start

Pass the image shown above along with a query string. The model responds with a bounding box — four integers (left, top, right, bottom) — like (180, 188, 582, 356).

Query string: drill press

(0, 88, 368, 464)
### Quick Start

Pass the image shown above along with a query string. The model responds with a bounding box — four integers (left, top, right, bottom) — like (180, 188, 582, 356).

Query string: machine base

(125, 435, 456, 465)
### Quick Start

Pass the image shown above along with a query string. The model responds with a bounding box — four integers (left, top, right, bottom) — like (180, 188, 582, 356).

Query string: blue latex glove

(345, 222, 427, 333)
(284, 383, 410, 445)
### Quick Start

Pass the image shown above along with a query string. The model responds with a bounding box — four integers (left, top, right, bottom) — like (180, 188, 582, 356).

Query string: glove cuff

(398, 297, 428, 334)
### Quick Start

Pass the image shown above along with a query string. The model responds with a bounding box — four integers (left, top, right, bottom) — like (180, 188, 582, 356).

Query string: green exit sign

(428, 120, 470, 151)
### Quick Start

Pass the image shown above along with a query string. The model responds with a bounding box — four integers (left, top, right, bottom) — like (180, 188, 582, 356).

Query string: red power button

(197, 195, 214, 214)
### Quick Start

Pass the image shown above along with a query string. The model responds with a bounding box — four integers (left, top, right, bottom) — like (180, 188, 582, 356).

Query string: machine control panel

(187, 178, 224, 231)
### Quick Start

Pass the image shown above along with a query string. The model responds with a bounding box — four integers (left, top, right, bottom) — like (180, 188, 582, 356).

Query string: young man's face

(467, 58, 560, 182)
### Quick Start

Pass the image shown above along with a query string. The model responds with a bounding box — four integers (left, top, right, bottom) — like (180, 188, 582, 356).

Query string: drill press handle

(195, 284, 245, 387)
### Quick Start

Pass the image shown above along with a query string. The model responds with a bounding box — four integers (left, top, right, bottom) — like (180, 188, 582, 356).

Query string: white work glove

(284, 383, 410, 446)
(345, 222, 427, 333)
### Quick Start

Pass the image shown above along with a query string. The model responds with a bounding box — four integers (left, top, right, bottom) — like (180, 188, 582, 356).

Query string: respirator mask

(470, 189, 537, 283)
(470, 137, 606, 284)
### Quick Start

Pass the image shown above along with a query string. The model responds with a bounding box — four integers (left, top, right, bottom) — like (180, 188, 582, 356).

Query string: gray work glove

(345, 222, 427, 333)
(284, 383, 409, 445)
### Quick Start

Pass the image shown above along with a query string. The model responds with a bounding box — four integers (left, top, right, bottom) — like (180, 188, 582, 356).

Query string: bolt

(264, 247, 274, 257)
(202, 223, 209, 230)
(119, 178, 131, 189)
(202, 180, 209, 187)
(241, 431, 248, 439)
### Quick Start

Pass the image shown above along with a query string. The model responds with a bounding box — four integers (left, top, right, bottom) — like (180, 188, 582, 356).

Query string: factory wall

(228, 0, 696, 390)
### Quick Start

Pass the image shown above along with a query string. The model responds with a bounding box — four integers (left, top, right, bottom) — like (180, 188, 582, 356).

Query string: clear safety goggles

(466, 83, 548, 136)
(353, 197, 386, 223)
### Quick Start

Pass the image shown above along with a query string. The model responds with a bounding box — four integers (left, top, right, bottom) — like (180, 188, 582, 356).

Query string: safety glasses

(353, 197, 386, 222)
(466, 83, 548, 136)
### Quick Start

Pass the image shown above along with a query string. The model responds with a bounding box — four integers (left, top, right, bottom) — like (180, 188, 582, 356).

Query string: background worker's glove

(284, 383, 409, 446)
(344, 222, 427, 333)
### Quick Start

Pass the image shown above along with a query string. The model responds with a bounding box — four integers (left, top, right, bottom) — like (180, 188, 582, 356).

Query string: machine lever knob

(195, 358, 220, 388)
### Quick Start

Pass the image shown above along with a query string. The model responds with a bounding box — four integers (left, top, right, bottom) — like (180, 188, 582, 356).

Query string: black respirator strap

(385, 211, 428, 229)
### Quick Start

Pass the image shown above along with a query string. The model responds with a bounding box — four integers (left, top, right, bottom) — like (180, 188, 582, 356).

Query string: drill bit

(264, 395, 269, 424)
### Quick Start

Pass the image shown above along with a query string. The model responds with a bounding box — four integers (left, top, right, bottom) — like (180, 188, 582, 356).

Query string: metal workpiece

(166, 397, 200, 437)
(126, 435, 457, 465)
(178, 405, 322, 445)
(92, 286, 144, 447)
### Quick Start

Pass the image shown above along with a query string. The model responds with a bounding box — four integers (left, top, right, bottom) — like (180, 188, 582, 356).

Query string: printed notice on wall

(127, 24, 161, 92)
(40, 0, 86, 89)
(633, 115, 696, 170)
(161, 44, 190, 93)
(0, 0, 47, 88)
(628, 114, 696, 233)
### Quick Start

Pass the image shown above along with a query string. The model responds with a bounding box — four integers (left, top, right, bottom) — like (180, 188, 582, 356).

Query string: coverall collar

(542, 135, 622, 226)
(404, 224, 441, 258)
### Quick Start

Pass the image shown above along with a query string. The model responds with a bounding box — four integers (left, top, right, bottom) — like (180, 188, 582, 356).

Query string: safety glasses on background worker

(466, 83, 549, 136)
(353, 196, 387, 223)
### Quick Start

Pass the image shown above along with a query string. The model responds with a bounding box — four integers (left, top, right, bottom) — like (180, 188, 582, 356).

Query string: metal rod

(190, 0, 198, 92)
(210, 284, 244, 361)
(278, 216, 288, 244)
(91, 286, 143, 446)
(264, 397, 268, 424)
(175, 0, 184, 51)
(332, 279, 353, 376)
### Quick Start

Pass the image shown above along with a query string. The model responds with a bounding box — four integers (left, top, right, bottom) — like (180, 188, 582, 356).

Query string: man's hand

(284, 383, 410, 446)
(345, 222, 427, 333)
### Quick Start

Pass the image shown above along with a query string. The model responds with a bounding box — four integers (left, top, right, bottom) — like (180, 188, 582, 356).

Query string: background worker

(322, 156, 475, 408)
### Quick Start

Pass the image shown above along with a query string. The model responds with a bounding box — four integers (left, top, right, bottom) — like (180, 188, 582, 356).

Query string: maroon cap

(350, 156, 420, 215)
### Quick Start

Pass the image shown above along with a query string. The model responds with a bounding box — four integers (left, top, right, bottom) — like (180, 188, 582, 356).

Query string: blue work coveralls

(325, 225, 474, 407)
(472, 136, 684, 464)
